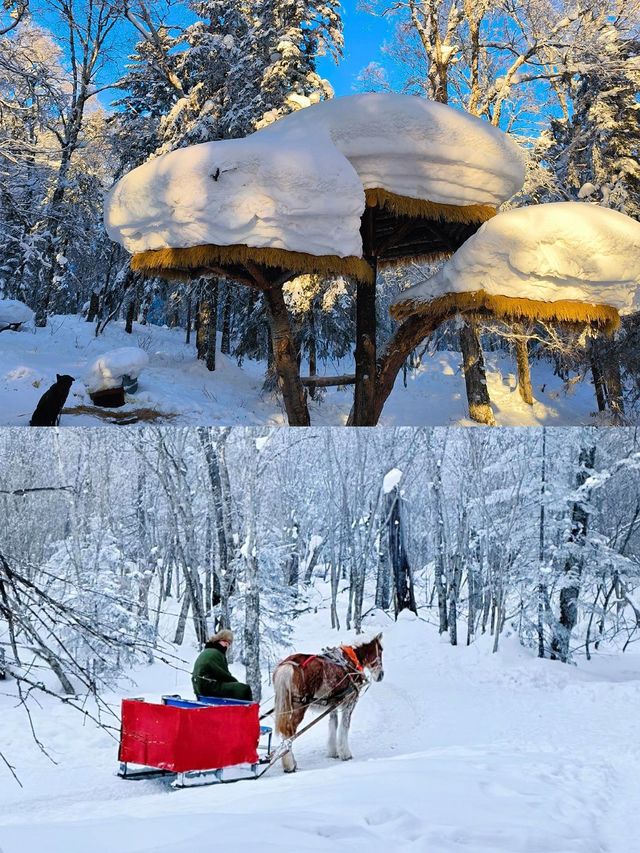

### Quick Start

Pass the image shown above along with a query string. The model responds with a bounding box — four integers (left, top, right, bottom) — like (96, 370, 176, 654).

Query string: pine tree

(532, 23, 640, 217)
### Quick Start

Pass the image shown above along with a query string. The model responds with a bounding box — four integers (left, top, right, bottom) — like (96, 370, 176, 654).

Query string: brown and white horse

(272, 633, 384, 772)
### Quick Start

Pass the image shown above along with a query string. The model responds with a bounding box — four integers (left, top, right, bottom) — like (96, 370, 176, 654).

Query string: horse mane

(350, 633, 383, 651)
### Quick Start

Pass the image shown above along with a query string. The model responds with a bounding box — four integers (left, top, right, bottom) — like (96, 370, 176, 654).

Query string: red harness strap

(341, 646, 363, 671)
(298, 655, 316, 668)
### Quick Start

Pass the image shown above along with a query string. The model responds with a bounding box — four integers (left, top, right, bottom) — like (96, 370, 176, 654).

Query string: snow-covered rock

(104, 135, 365, 259)
(0, 299, 34, 328)
(84, 347, 150, 393)
(393, 202, 640, 317)
(258, 93, 525, 209)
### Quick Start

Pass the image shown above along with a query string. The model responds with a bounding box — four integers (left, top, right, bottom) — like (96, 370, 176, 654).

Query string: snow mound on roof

(393, 203, 640, 313)
(84, 347, 150, 393)
(258, 94, 525, 208)
(0, 299, 34, 327)
(104, 136, 365, 259)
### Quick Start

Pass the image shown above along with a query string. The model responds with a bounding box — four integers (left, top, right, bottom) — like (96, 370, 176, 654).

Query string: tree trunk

(550, 445, 596, 663)
(515, 332, 534, 405)
(589, 340, 607, 412)
(196, 280, 217, 371)
(87, 292, 100, 323)
(375, 538, 391, 610)
(603, 346, 624, 424)
(185, 298, 192, 345)
(125, 297, 135, 334)
(221, 282, 231, 355)
(308, 316, 317, 401)
(263, 285, 310, 426)
(386, 486, 417, 618)
(459, 318, 495, 424)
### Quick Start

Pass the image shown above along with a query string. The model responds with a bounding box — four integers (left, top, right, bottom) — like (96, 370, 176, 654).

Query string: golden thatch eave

(131, 242, 375, 285)
(391, 290, 620, 333)
(365, 188, 497, 225)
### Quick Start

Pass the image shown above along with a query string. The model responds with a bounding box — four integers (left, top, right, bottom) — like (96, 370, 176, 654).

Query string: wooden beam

(301, 375, 356, 388)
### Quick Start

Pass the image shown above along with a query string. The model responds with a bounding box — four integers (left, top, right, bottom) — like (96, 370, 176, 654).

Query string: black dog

(30, 374, 75, 426)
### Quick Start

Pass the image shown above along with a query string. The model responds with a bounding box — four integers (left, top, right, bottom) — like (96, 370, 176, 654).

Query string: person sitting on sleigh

(192, 629, 253, 702)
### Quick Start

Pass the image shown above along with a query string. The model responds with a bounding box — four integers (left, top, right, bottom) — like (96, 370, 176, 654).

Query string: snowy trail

(2, 611, 639, 852)
(0, 316, 607, 426)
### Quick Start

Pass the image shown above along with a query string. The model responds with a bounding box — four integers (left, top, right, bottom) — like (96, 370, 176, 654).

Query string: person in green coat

(192, 629, 253, 701)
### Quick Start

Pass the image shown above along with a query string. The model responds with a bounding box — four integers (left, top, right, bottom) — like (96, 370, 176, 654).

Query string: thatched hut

(257, 94, 525, 424)
(104, 94, 525, 426)
(387, 202, 640, 421)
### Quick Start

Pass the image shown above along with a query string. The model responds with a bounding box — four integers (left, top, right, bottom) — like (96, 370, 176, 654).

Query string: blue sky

(318, 2, 391, 95)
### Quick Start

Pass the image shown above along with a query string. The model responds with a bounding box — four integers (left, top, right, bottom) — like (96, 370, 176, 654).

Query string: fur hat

(209, 629, 234, 645)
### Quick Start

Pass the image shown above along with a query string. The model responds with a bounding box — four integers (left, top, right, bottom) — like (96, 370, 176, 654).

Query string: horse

(272, 633, 384, 773)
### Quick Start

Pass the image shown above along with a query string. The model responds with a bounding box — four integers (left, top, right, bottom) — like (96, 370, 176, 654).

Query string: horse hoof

(340, 755, 353, 762)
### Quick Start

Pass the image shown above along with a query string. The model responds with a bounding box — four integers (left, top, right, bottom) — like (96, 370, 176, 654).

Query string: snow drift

(392, 202, 640, 325)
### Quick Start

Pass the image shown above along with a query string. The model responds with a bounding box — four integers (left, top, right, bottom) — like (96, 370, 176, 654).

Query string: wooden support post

(352, 207, 378, 426)
(263, 284, 311, 426)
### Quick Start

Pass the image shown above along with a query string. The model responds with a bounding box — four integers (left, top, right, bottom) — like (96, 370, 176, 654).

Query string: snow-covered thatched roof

(391, 203, 640, 331)
(104, 94, 524, 283)
(257, 94, 525, 223)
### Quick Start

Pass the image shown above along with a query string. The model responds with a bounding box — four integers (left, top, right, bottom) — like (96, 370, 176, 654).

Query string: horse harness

(291, 645, 366, 707)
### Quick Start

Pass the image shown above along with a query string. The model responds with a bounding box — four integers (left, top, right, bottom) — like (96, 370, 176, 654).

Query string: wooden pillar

(263, 284, 311, 426)
(352, 206, 378, 426)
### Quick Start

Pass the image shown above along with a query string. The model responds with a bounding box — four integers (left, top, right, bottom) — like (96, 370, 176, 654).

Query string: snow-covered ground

(1, 594, 639, 853)
(0, 315, 609, 426)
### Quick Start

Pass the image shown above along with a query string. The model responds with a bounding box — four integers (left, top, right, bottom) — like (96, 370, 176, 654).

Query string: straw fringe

(391, 290, 620, 332)
(378, 250, 453, 269)
(131, 243, 375, 284)
(365, 188, 497, 225)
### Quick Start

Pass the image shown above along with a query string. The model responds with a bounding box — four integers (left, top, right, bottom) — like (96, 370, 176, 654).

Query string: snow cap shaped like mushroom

(84, 347, 150, 393)
(104, 134, 365, 262)
(392, 203, 640, 328)
(257, 94, 525, 215)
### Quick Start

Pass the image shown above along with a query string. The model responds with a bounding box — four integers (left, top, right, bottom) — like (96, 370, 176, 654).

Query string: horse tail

(274, 662, 297, 738)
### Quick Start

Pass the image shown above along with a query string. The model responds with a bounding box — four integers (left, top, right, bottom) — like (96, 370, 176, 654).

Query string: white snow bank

(393, 202, 640, 313)
(0, 299, 34, 327)
(258, 94, 525, 208)
(84, 347, 150, 393)
(104, 136, 365, 259)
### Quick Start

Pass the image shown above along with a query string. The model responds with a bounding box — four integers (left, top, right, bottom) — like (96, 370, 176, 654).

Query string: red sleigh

(118, 695, 272, 788)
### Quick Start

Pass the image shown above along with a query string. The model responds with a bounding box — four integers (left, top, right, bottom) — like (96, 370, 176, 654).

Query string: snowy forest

(2, 425, 640, 705)
(2, 425, 640, 849)
(0, 0, 639, 427)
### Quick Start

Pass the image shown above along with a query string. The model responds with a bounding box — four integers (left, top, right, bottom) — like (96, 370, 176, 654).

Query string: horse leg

(327, 709, 339, 758)
(281, 707, 306, 773)
(338, 696, 357, 761)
